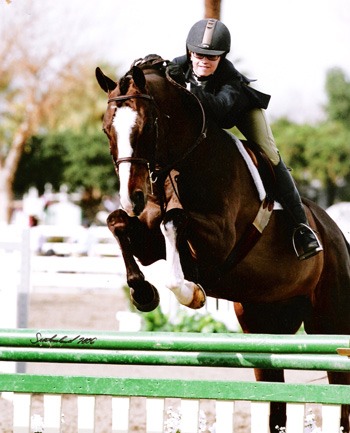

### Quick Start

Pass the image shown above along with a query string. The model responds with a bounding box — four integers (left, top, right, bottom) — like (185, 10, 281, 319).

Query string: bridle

(107, 93, 158, 195)
(106, 83, 207, 193)
(108, 93, 154, 104)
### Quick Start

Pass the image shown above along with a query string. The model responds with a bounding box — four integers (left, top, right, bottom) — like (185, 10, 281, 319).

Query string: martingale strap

(215, 197, 274, 278)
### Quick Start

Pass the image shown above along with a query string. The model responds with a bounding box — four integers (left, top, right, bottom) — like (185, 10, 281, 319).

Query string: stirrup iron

(292, 223, 323, 261)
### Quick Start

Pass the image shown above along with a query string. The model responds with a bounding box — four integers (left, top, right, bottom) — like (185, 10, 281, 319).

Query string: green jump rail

(0, 329, 350, 405)
(0, 329, 348, 352)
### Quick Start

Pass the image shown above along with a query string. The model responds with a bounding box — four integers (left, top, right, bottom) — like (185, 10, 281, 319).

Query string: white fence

(0, 225, 240, 332)
(0, 392, 339, 433)
(0, 226, 30, 329)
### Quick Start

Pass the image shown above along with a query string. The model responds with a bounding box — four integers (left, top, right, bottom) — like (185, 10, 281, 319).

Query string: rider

(169, 18, 323, 261)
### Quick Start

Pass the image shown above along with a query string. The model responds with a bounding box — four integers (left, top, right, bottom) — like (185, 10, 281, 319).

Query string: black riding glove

(166, 63, 186, 87)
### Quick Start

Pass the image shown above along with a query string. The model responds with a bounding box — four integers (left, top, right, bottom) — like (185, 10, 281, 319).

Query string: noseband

(108, 94, 154, 104)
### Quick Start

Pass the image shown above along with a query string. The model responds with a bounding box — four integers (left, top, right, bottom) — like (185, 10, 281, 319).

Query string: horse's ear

(131, 66, 146, 90)
(95, 67, 117, 93)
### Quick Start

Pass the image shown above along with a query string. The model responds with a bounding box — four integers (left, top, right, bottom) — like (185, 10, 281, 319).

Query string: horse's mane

(120, 54, 186, 89)
(130, 54, 168, 72)
(118, 54, 169, 94)
(119, 54, 203, 124)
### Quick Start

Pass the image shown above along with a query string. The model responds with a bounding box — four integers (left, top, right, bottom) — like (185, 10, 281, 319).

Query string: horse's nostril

(132, 190, 145, 215)
(133, 190, 144, 202)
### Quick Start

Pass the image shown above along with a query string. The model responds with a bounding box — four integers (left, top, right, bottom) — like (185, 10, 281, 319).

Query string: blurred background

(0, 5, 348, 429)
(0, 0, 350, 225)
(1, 0, 350, 334)
(1, 0, 350, 227)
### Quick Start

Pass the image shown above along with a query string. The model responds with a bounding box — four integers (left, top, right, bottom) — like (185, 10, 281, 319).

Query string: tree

(273, 118, 350, 206)
(14, 130, 118, 196)
(14, 129, 118, 224)
(325, 68, 350, 124)
(271, 67, 350, 206)
(0, 3, 107, 223)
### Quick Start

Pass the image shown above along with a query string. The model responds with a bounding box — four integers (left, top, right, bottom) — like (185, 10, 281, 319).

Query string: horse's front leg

(107, 209, 163, 312)
(161, 209, 206, 309)
(234, 301, 307, 433)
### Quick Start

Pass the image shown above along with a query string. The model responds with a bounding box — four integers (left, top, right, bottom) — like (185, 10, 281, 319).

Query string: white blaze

(113, 106, 137, 214)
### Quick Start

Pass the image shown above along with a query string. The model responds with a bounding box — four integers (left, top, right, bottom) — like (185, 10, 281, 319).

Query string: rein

(106, 71, 271, 278)
(153, 70, 208, 182)
(107, 83, 208, 188)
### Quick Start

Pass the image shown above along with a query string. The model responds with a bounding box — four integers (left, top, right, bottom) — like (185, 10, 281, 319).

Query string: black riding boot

(273, 158, 323, 260)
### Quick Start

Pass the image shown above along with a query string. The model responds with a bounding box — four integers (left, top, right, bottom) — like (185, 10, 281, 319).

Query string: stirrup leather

(292, 223, 323, 261)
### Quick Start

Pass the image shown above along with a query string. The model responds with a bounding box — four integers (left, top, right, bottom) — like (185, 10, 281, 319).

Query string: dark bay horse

(96, 56, 350, 431)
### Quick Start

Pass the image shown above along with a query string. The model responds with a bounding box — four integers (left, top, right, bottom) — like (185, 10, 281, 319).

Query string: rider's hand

(166, 63, 186, 87)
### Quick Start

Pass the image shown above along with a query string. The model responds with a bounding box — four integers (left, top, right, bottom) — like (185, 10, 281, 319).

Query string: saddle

(242, 140, 277, 203)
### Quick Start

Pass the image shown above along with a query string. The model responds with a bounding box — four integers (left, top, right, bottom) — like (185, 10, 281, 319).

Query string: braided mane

(118, 54, 169, 94)
(130, 54, 169, 71)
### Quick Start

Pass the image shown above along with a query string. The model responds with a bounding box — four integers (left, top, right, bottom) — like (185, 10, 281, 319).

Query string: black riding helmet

(186, 18, 231, 56)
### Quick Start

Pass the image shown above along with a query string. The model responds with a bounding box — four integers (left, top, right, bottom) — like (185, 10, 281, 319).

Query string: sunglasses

(192, 52, 220, 61)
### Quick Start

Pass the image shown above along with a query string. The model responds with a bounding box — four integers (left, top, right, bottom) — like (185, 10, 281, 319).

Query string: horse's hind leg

(308, 304, 350, 431)
(305, 230, 350, 432)
(235, 297, 308, 432)
(254, 369, 286, 432)
(327, 372, 350, 432)
(107, 209, 164, 312)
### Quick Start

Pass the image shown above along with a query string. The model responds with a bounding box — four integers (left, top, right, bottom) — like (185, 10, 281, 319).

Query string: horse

(96, 55, 350, 432)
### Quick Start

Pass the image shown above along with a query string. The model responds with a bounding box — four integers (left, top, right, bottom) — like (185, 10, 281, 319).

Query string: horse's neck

(160, 96, 203, 159)
(175, 126, 260, 216)
(152, 79, 261, 219)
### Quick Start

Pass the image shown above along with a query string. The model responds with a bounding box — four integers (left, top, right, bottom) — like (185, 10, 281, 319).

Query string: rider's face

(190, 52, 221, 77)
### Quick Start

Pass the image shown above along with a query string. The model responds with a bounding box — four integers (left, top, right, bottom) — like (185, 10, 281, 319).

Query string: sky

(1, 0, 350, 123)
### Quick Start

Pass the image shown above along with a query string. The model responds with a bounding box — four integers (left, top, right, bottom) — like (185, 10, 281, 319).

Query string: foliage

(325, 67, 350, 124)
(0, 3, 119, 222)
(14, 129, 118, 197)
(268, 67, 350, 206)
(273, 119, 350, 179)
(140, 306, 232, 333)
(272, 117, 350, 205)
(303, 122, 350, 185)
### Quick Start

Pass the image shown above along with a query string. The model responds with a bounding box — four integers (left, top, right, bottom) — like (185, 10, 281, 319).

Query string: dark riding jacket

(172, 55, 271, 129)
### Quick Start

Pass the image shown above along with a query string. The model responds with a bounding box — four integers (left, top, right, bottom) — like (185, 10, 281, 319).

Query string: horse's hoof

(130, 282, 160, 312)
(185, 284, 206, 309)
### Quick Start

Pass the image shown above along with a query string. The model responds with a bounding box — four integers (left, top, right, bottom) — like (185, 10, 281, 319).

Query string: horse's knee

(107, 210, 165, 263)
(107, 209, 129, 234)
